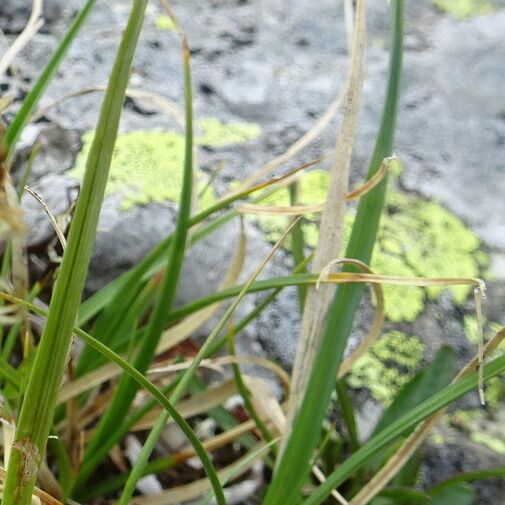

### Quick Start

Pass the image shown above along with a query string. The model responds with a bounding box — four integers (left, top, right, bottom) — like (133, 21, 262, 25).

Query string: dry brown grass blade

(348, 325, 505, 505)
(132, 379, 239, 432)
(244, 375, 287, 435)
(318, 272, 484, 289)
(313, 465, 349, 505)
(174, 418, 264, 464)
(159, 0, 182, 32)
(286, 0, 367, 444)
(24, 186, 67, 249)
(3, 176, 32, 354)
(150, 355, 290, 392)
(0, 0, 44, 77)
(330, 260, 385, 378)
(237, 157, 390, 217)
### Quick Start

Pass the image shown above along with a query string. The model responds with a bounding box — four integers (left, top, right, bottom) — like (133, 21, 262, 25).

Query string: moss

(68, 118, 260, 210)
(251, 170, 487, 321)
(155, 15, 176, 31)
(347, 331, 425, 405)
(432, 0, 496, 18)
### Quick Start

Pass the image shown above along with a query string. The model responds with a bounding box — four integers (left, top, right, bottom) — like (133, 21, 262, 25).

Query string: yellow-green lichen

(155, 15, 176, 31)
(197, 118, 262, 147)
(451, 409, 505, 454)
(471, 432, 505, 454)
(485, 377, 505, 410)
(347, 331, 425, 405)
(251, 169, 487, 322)
(432, 0, 496, 18)
(68, 119, 261, 210)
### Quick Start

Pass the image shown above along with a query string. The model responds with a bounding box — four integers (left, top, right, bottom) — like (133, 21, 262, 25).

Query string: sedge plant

(0, 0, 503, 504)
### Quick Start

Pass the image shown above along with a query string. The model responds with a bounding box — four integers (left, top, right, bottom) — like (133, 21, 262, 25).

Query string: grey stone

(398, 12, 505, 249)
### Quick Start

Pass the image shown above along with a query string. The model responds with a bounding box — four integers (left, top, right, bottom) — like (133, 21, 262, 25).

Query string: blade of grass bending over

(164, 272, 479, 325)
(76, 35, 195, 493)
(286, 0, 367, 440)
(264, 1, 403, 502)
(4, 0, 96, 157)
(81, 157, 385, 374)
(304, 328, 505, 505)
(117, 218, 300, 504)
(0, 292, 227, 505)
(1, 2, 147, 504)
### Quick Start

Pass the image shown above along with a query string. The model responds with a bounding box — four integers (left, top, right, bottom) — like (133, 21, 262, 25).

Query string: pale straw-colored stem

(283, 0, 367, 445)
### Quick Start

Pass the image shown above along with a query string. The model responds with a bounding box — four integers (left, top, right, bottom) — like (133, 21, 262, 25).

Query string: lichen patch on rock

(250, 169, 488, 322)
(347, 330, 425, 405)
(67, 118, 261, 211)
(432, 0, 497, 18)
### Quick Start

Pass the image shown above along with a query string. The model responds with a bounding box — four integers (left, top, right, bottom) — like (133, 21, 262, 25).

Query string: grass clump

(0, 0, 502, 504)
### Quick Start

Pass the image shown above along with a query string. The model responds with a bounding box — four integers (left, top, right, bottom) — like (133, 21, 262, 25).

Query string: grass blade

(263, 1, 404, 502)
(75, 35, 196, 494)
(287, 0, 366, 431)
(289, 181, 308, 311)
(372, 346, 455, 437)
(1, 2, 147, 503)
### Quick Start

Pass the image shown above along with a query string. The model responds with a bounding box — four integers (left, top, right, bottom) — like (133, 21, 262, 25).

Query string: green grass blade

(1, 2, 147, 503)
(263, 2, 404, 503)
(115, 222, 298, 504)
(4, 0, 96, 156)
(289, 181, 307, 311)
(428, 484, 476, 505)
(335, 379, 360, 452)
(197, 440, 277, 505)
(76, 34, 195, 481)
(114, 38, 212, 505)
(227, 326, 275, 449)
(75, 184, 274, 372)
(428, 468, 505, 494)
(378, 487, 430, 504)
(303, 354, 505, 505)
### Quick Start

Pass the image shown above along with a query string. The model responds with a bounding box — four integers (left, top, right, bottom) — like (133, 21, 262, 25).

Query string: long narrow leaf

(75, 35, 196, 494)
(263, 1, 404, 502)
(116, 38, 218, 505)
(1, 3, 147, 503)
